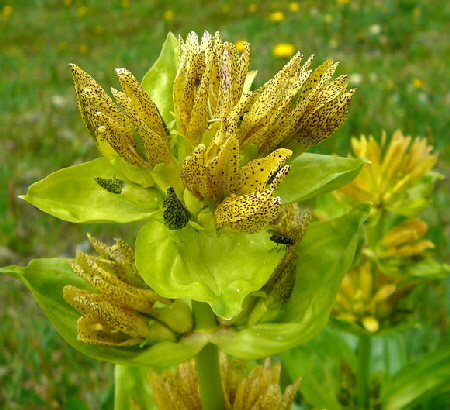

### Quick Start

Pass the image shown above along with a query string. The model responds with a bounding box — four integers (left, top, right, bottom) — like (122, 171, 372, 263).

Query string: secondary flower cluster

(148, 354, 301, 410)
(331, 130, 442, 333)
(64, 235, 192, 346)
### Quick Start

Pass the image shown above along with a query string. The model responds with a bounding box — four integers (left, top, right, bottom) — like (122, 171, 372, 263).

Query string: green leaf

(114, 365, 158, 410)
(213, 203, 371, 358)
(0, 259, 206, 367)
(22, 158, 162, 223)
(370, 334, 407, 375)
(382, 347, 450, 410)
(135, 220, 284, 320)
(141, 32, 178, 127)
(281, 327, 356, 410)
(277, 153, 368, 204)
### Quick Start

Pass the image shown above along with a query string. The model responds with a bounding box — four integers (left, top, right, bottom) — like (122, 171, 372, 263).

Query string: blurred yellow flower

(121, 0, 130, 8)
(380, 218, 434, 260)
(273, 43, 295, 58)
(289, 2, 299, 12)
(76, 6, 89, 17)
(2, 5, 12, 20)
(248, 3, 258, 13)
(222, 3, 230, 13)
(163, 10, 174, 20)
(95, 25, 104, 34)
(324, 13, 333, 23)
(268, 11, 285, 21)
(79, 44, 88, 55)
(336, 130, 437, 212)
(333, 258, 415, 333)
(64, 0, 72, 6)
(329, 38, 338, 48)
(337, 0, 351, 4)
(412, 7, 421, 20)
(235, 40, 246, 52)
(412, 78, 424, 89)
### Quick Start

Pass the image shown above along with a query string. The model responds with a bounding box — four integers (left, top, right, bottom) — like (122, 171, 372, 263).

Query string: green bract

(22, 158, 161, 223)
(277, 153, 368, 204)
(135, 220, 285, 319)
(141, 33, 178, 126)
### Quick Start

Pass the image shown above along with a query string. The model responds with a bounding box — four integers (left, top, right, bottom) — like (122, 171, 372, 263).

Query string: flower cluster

(329, 130, 445, 334)
(70, 31, 355, 235)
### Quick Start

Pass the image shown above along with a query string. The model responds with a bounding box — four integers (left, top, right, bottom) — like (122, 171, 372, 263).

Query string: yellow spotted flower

(174, 31, 250, 144)
(236, 53, 355, 156)
(70, 64, 170, 169)
(15, 31, 366, 367)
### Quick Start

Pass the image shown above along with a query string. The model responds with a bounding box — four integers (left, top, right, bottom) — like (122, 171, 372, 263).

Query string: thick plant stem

(192, 301, 226, 410)
(356, 334, 372, 409)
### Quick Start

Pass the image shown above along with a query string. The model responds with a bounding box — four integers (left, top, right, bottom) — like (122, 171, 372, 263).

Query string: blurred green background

(1, 0, 449, 409)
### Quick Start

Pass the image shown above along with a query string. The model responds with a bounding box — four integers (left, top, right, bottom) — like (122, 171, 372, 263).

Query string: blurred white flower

(348, 73, 363, 86)
(51, 95, 67, 107)
(369, 24, 381, 35)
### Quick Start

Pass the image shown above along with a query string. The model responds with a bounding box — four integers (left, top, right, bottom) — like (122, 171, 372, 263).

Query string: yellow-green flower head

(237, 54, 355, 156)
(174, 31, 251, 144)
(12, 32, 370, 367)
(337, 130, 438, 212)
(69, 64, 170, 169)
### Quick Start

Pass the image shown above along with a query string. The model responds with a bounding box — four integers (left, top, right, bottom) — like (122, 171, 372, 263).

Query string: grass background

(1, 0, 449, 408)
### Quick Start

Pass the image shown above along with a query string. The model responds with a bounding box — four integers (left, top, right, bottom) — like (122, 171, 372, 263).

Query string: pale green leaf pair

(22, 158, 161, 223)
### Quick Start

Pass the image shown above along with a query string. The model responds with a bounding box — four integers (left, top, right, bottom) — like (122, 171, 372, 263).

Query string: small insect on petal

(269, 233, 296, 247)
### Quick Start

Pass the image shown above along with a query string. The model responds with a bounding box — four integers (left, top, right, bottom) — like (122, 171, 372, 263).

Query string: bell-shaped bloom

(237, 54, 355, 156)
(70, 64, 170, 169)
(174, 31, 251, 144)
